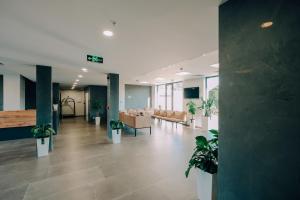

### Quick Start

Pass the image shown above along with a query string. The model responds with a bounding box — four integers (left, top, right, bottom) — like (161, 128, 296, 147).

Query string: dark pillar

(0, 75, 3, 111)
(52, 83, 60, 133)
(219, 0, 300, 199)
(107, 73, 119, 139)
(36, 66, 52, 125)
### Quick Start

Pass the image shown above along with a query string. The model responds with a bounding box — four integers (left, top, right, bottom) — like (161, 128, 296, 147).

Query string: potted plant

(186, 101, 197, 129)
(199, 97, 216, 131)
(110, 120, 124, 144)
(92, 100, 103, 126)
(31, 124, 55, 157)
(185, 129, 219, 200)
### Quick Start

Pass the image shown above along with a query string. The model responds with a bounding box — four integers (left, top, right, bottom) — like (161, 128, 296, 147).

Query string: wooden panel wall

(0, 110, 36, 128)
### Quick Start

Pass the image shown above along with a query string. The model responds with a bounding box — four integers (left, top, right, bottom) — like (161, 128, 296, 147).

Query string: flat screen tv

(184, 87, 199, 99)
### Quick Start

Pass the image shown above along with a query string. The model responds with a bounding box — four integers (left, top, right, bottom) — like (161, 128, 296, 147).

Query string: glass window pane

(173, 82, 183, 111)
(157, 85, 166, 110)
(166, 84, 172, 110)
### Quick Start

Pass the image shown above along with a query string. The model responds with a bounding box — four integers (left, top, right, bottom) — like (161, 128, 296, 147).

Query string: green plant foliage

(198, 97, 216, 118)
(31, 124, 55, 144)
(186, 101, 197, 118)
(185, 129, 219, 178)
(110, 120, 124, 134)
(92, 100, 104, 117)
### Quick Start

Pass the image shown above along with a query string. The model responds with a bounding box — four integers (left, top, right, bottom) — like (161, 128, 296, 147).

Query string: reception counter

(0, 110, 36, 140)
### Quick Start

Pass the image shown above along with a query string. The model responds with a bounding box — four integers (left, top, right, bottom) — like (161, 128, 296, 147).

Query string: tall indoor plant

(199, 97, 217, 130)
(186, 101, 197, 129)
(31, 124, 55, 157)
(92, 100, 103, 126)
(186, 129, 219, 200)
(110, 120, 124, 144)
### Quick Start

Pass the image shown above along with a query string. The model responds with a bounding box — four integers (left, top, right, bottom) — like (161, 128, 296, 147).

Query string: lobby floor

(0, 117, 201, 200)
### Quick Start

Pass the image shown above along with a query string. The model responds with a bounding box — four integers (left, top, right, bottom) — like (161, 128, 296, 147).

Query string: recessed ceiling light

(210, 63, 219, 68)
(140, 81, 149, 84)
(81, 68, 88, 72)
(261, 21, 273, 29)
(176, 71, 192, 76)
(75, 79, 79, 82)
(103, 30, 114, 37)
(155, 77, 164, 81)
(78, 74, 83, 78)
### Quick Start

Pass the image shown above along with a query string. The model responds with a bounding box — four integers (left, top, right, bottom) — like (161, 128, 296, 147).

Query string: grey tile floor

(0, 117, 201, 200)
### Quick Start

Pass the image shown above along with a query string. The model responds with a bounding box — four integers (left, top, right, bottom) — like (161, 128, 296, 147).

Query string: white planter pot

(36, 137, 50, 157)
(95, 117, 101, 126)
(196, 170, 213, 200)
(112, 129, 121, 144)
(191, 119, 196, 129)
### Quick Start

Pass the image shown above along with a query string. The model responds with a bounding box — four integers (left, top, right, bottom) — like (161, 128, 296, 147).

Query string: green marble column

(107, 73, 119, 139)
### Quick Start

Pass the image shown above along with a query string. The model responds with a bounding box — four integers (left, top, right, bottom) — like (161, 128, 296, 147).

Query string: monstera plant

(185, 129, 219, 177)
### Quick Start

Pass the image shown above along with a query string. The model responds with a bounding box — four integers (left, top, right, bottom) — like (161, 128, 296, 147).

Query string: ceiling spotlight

(103, 30, 114, 37)
(176, 68, 191, 76)
(155, 77, 164, 81)
(261, 21, 273, 29)
(75, 79, 79, 82)
(78, 74, 83, 78)
(81, 68, 88, 72)
(210, 63, 219, 68)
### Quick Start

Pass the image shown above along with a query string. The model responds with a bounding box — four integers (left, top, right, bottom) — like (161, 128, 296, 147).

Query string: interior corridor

(0, 118, 200, 200)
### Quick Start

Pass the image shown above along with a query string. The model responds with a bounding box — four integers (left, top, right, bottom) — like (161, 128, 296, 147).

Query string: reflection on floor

(0, 117, 203, 200)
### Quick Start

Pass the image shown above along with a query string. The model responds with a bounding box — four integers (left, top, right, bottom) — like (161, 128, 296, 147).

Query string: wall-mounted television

(184, 87, 199, 99)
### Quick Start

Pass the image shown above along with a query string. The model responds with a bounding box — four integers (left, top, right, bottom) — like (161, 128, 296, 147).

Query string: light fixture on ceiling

(75, 79, 79, 82)
(210, 63, 219, 68)
(78, 74, 83, 78)
(261, 21, 273, 29)
(176, 68, 191, 76)
(103, 30, 114, 37)
(155, 77, 164, 81)
(81, 68, 88, 72)
(140, 81, 149, 84)
(103, 20, 116, 37)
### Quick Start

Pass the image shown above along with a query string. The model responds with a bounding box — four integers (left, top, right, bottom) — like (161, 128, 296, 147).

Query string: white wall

(1, 70, 24, 111)
(61, 90, 85, 116)
(183, 78, 206, 127)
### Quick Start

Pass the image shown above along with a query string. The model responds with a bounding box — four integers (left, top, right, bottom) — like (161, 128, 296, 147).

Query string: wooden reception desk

(0, 110, 36, 129)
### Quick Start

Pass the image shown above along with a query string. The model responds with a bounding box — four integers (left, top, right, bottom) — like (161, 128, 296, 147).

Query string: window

(155, 82, 183, 111)
(206, 76, 219, 109)
(156, 84, 166, 109)
(173, 82, 183, 111)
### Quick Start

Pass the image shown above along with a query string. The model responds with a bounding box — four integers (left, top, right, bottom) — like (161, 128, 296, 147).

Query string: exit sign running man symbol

(87, 55, 103, 63)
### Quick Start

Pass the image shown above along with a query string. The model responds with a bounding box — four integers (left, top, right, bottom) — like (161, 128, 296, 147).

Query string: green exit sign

(87, 55, 103, 63)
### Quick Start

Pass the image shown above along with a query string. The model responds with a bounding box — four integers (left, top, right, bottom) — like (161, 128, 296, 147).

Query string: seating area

(152, 110, 187, 128)
(119, 109, 152, 136)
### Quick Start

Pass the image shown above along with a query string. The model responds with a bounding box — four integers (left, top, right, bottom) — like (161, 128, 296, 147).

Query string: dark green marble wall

(52, 83, 60, 133)
(36, 66, 52, 125)
(0, 75, 3, 111)
(25, 77, 36, 109)
(107, 74, 119, 139)
(219, 0, 300, 199)
(87, 85, 107, 123)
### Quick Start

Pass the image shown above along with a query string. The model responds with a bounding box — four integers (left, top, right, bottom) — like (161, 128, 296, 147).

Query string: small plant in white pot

(31, 124, 55, 158)
(186, 101, 197, 129)
(185, 129, 219, 200)
(199, 97, 217, 131)
(92, 100, 103, 126)
(110, 120, 124, 144)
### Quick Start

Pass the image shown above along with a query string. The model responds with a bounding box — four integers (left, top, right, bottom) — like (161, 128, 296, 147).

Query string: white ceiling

(0, 0, 219, 87)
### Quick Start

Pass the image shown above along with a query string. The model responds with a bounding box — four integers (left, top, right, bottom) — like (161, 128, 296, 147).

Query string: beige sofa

(152, 110, 187, 127)
(119, 111, 151, 137)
